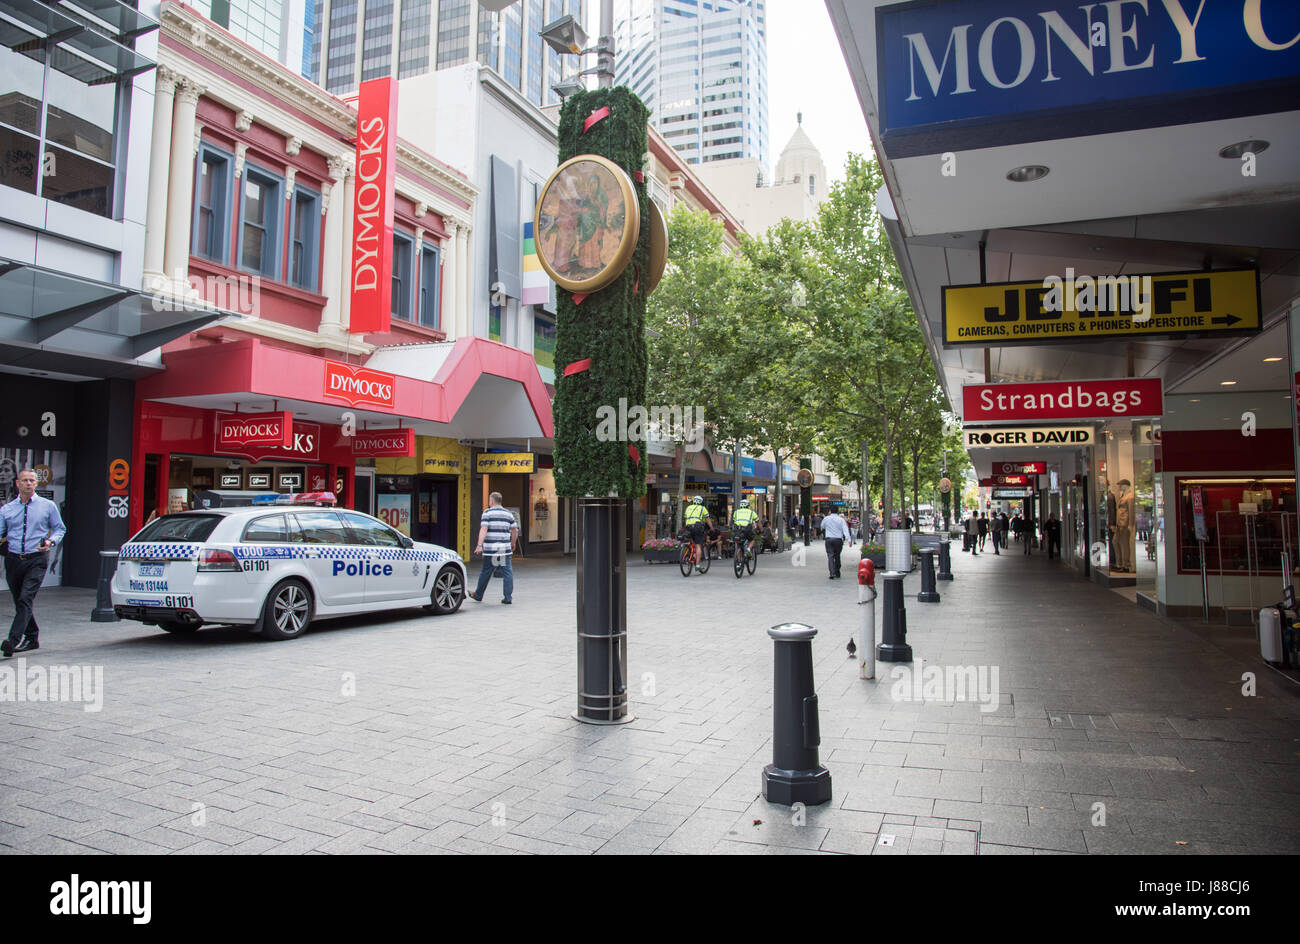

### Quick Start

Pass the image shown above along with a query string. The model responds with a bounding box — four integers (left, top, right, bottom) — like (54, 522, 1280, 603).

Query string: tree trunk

(911, 440, 920, 532)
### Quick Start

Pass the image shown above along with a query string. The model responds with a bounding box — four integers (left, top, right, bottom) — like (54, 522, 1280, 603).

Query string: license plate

(138, 563, 164, 577)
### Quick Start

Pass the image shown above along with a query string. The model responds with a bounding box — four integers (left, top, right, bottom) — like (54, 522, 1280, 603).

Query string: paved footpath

(0, 539, 1296, 855)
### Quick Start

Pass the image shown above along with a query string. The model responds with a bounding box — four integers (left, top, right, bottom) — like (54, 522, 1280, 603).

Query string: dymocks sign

(350, 78, 398, 334)
(964, 378, 1163, 422)
(351, 428, 415, 458)
(214, 411, 293, 452)
(324, 361, 396, 409)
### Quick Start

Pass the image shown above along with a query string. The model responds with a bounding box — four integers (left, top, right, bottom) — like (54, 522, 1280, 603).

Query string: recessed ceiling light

(1219, 139, 1269, 159)
(1220, 380, 1237, 385)
(1007, 164, 1049, 182)
(1190, 399, 1200, 402)
(1263, 356, 1283, 362)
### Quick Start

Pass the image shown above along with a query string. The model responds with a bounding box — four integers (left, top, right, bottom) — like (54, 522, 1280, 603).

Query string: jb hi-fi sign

(350, 78, 398, 335)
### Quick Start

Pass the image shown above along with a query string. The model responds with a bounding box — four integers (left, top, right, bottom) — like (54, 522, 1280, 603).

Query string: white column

(163, 79, 205, 289)
(319, 156, 351, 335)
(441, 224, 457, 337)
(143, 65, 178, 289)
(456, 224, 470, 338)
(339, 166, 356, 331)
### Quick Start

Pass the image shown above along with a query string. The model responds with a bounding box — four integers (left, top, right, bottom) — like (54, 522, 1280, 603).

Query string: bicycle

(733, 530, 756, 578)
(679, 533, 711, 576)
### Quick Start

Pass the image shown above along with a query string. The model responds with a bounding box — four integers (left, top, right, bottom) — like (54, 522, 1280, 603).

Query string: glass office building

(312, 0, 582, 103)
(615, 0, 768, 172)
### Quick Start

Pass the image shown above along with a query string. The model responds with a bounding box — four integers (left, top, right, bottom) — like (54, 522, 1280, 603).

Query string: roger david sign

(964, 378, 1163, 423)
(215, 411, 293, 452)
(966, 426, 1094, 448)
(943, 269, 1260, 346)
(324, 361, 396, 409)
(351, 428, 415, 458)
(350, 78, 398, 334)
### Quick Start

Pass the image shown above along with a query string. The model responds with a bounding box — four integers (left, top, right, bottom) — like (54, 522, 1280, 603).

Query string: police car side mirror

(400, 536, 414, 549)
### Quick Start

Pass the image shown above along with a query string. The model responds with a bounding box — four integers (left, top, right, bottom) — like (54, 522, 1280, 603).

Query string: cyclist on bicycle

(683, 495, 712, 572)
(732, 499, 758, 559)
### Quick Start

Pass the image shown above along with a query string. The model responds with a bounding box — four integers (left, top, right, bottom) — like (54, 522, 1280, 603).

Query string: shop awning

(136, 336, 553, 439)
(0, 259, 227, 380)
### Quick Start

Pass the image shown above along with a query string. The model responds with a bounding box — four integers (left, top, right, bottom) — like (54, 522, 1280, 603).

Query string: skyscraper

(188, 0, 315, 78)
(311, 0, 583, 102)
(614, 0, 768, 173)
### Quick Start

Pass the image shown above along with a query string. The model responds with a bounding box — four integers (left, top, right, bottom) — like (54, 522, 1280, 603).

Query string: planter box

(642, 548, 681, 564)
(861, 552, 886, 568)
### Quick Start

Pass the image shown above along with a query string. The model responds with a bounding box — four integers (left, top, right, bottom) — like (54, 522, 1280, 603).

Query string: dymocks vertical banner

(350, 77, 398, 334)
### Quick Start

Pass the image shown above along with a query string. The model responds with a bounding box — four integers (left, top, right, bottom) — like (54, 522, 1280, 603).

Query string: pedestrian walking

(977, 512, 989, 551)
(1022, 513, 1035, 555)
(821, 507, 850, 579)
(470, 492, 518, 604)
(1000, 512, 1010, 549)
(1046, 513, 1062, 559)
(991, 512, 1000, 555)
(1, 468, 66, 656)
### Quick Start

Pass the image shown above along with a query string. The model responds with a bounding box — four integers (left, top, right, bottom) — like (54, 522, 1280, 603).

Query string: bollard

(877, 571, 913, 663)
(91, 550, 120, 622)
(858, 558, 876, 680)
(762, 623, 832, 806)
(962, 532, 972, 552)
(917, 548, 941, 603)
(937, 540, 954, 581)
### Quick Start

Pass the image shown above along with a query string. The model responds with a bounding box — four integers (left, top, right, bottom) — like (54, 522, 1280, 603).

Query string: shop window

(392, 231, 414, 321)
(193, 145, 234, 263)
(242, 514, 288, 543)
(1176, 477, 1296, 575)
(238, 165, 283, 278)
(419, 244, 441, 328)
(289, 187, 321, 290)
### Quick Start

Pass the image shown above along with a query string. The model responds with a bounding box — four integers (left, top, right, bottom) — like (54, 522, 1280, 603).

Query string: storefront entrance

(416, 476, 457, 550)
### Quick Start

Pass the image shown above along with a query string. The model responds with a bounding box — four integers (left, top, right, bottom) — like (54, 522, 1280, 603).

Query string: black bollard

(962, 532, 972, 552)
(574, 498, 632, 724)
(917, 548, 941, 603)
(91, 550, 120, 622)
(937, 540, 953, 581)
(877, 571, 913, 662)
(762, 623, 832, 806)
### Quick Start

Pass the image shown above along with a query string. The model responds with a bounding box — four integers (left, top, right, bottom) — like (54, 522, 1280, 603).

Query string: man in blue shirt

(0, 468, 67, 655)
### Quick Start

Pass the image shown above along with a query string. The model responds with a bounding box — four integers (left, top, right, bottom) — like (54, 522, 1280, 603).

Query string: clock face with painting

(534, 154, 640, 294)
(797, 469, 813, 489)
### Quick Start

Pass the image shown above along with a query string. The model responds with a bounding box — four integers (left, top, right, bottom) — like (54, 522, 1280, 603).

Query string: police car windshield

(131, 514, 223, 543)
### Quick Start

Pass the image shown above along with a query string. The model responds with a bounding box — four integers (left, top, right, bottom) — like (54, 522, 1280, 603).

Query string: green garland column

(552, 87, 650, 724)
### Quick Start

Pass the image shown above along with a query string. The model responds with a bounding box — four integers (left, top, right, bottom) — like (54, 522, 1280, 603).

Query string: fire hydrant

(858, 558, 876, 680)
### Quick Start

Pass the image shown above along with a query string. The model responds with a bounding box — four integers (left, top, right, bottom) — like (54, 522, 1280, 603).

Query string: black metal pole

(762, 622, 831, 806)
(917, 548, 940, 603)
(877, 571, 913, 662)
(574, 497, 631, 724)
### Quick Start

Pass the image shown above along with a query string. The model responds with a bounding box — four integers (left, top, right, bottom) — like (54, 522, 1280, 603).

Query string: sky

(765, 0, 871, 183)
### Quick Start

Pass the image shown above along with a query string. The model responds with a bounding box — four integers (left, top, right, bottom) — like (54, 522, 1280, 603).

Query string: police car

(111, 493, 467, 640)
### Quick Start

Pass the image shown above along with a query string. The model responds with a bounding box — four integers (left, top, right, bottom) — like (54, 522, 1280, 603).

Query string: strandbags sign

(350, 78, 398, 334)
(964, 378, 1163, 423)
(876, 0, 1300, 157)
(943, 268, 1260, 346)
(966, 426, 1094, 447)
(323, 361, 396, 409)
(351, 428, 415, 458)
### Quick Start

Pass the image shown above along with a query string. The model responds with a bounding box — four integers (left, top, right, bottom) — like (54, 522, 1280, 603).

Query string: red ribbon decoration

(571, 293, 588, 305)
(563, 358, 592, 378)
(628, 444, 641, 464)
(633, 265, 640, 296)
(633, 171, 644, 183)
(583, 106, 610, 134)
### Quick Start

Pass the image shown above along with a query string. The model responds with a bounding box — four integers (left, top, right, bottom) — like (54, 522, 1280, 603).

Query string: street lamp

(539, 5, 615, 89)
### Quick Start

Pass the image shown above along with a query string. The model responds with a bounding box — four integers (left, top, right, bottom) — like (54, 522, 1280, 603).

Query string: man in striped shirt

(471, 492, 519, 604)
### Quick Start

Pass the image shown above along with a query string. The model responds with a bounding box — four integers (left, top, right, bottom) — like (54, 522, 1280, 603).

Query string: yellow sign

(942, 267, 1260, 346)
(476, 453, 535, 474)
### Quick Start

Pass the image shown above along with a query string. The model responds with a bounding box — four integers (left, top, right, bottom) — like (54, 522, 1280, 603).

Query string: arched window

(809, 174, 815, 196)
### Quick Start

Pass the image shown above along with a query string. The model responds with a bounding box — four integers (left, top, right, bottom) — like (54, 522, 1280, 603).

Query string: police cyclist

(731, 499, 758, 560)
(683, 495, 712, 572)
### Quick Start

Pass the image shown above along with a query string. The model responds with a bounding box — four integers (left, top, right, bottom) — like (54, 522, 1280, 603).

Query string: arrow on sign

(1211, 314, 1242, 326)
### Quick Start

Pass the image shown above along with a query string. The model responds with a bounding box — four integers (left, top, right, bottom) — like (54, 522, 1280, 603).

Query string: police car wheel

(426, 565, 465, 614)
(260, 579, 314, 640)
(158, 620, 199, 634)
